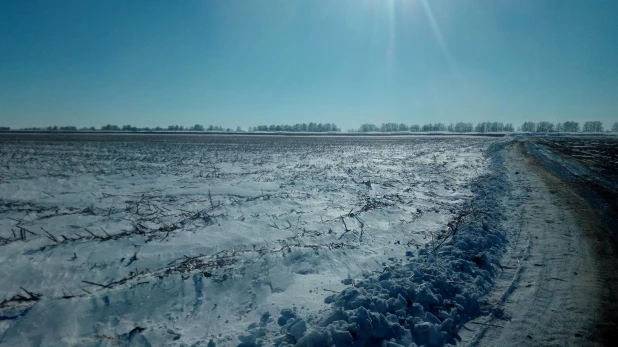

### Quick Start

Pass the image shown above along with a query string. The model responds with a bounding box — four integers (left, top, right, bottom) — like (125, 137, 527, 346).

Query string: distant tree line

(98, 124, 240, 132)
(249, 123, 340, 132)
(10, 120, 618, 133)
(356, 122, 514, 133)
(20, 126, 79, 131)
(14, 124, 242, 132)
(355, 121, 616, 133)
(12, 124, 240, 132)
(582, 121, 604, 132)
(521, 121, 608, 133)
(474, 122, 515, 132)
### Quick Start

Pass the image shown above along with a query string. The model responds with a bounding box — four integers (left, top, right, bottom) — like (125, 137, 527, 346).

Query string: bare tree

(521, 122, 536, 132)
(565, 121, 579, 132)
(582, 121, 603, 132)
(536, 121, 554, 133)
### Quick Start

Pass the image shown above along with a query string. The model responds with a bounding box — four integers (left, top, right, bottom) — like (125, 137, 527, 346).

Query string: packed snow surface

(0, 134, 505, 346)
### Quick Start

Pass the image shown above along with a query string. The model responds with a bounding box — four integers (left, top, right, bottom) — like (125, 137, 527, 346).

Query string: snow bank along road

(1, 134, 616, 346)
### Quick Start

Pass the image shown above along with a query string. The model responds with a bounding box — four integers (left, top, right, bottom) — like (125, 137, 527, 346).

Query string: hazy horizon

(2, 1, 618, 130)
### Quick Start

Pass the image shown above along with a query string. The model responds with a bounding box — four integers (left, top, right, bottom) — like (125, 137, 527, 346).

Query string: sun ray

(420, 0, 462, 78)
(386, 0, 397, 81)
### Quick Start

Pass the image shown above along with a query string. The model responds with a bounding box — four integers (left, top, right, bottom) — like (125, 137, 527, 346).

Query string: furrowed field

(0, 134, 500, 346)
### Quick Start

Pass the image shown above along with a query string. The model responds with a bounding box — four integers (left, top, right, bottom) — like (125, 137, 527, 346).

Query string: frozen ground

(451, 137, 618, 347)
(0, 134, 503, 346)
(458, 142, 603, 346)
(535, 136, 618, 185)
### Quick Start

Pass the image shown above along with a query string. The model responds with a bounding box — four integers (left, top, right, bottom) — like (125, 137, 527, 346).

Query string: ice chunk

(288, 319, 307, 341)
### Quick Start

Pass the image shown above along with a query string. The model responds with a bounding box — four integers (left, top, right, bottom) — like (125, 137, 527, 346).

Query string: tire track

(462, 141, 601, 347)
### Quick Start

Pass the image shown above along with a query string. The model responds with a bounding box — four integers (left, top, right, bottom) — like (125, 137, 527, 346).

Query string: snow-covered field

(0, 134, 506, 346)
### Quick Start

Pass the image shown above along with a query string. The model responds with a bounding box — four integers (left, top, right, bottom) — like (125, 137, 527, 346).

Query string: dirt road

(461, 141, 618, 346)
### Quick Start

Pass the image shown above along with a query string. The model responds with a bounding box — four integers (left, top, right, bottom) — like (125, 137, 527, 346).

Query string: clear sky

(1, 0, 617, 130)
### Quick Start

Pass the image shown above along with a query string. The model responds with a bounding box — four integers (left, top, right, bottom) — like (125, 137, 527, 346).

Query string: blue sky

(1, 0, 617, 130)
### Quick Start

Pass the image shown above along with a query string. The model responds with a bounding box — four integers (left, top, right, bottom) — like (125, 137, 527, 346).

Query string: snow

(0, 134, 507, 346)
(240, 142, 512, 346)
